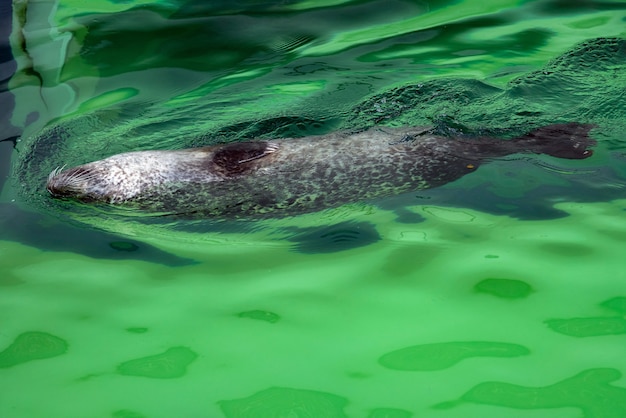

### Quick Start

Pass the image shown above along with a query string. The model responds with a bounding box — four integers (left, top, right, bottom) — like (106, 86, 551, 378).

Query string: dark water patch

(117, 346, 197, 379)
(601, 297, 626, 315)
(435, 368, 626, 418)
(539, 242, 594, 257)
(172, 0, 422, 18)
(0, 135, 18, 147)
(70, 0, 421, 79)
(391, 207, 426, 224)
(0, 273, 23, 286)
(0, 331, 68, 368)
(0, 203, 196, 266)
(545, 317, 626, 337)
(368, 408, 413, 418)
(219, 387, 349, 418)
(109, 241, 139, 252)
(0, 137, 15, 195)
(111, 410, 147, 418)
(125, 327, 149, 334)
(285, 221, 380, 253)
(379, 341, 530, 371)
(76, 9, 257, 75)
(169, 0, 301, 17)
(286, 61, 352, 76)
(392, 169, 626, 220)
(346, 371, 372, 379)
(474, 278, 533, 299)
(237, 310, 281, 323)
(382, 245, 442, 277)
(532, 1, 626, 16)
(0, 0, 19, 196)
(545, 295, 626, 338)
(598, 226, 626, 243)
(0, 0, 13, 59)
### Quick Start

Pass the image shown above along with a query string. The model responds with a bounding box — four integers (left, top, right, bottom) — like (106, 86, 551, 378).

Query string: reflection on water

(2, 1, 626, 417)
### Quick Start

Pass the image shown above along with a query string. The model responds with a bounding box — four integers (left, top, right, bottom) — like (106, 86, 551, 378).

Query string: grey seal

(46, 123, 595, 218)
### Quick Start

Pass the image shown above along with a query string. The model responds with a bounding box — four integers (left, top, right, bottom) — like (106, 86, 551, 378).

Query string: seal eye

(212, 141, 279, 176)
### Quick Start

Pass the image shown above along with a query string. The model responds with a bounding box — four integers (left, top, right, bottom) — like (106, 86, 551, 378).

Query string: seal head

(47, 141, 280, 204)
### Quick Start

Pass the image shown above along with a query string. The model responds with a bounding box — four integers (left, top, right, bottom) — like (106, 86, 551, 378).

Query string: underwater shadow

(283, 221, 381, 254)
(0, 203, 197, 266)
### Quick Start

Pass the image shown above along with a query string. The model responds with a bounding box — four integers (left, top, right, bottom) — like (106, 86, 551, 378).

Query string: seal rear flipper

(212, 141, 279, 175)
(514, 122, 597, 159)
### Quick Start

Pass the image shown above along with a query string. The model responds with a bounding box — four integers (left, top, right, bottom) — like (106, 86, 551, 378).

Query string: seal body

(46, 123, 595, 218)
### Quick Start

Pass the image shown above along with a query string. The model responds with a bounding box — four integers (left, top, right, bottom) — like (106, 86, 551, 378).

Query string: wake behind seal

(46, 123, 596, 219)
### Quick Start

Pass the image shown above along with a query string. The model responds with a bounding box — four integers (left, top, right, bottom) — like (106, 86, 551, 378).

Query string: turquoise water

(2, 1, 626, 417)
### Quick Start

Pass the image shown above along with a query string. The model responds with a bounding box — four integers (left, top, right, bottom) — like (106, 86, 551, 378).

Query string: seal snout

(46, 166, 98, 199)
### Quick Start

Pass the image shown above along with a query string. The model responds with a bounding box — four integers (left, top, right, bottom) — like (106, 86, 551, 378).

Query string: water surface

(1, 1, 626, 417)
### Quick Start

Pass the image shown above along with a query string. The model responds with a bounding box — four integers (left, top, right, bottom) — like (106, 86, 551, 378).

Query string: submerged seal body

(46, 123, 595, 218)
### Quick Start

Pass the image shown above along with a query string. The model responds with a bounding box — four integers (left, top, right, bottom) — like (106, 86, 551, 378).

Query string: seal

(46, 123, 595, 218)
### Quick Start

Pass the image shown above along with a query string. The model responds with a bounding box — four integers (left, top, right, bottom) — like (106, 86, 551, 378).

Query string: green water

(2, 0, 626, 417)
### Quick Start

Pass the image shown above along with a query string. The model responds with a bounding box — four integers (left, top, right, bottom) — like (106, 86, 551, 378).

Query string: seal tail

(513, 122, 597, 159)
